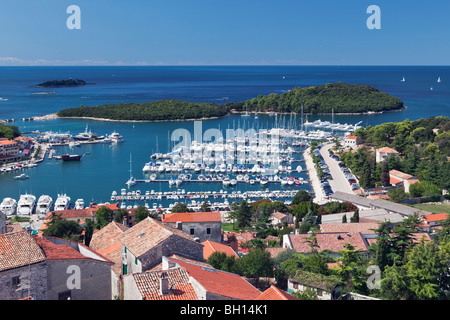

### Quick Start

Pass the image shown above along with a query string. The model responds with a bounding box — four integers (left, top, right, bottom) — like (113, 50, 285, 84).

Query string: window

(135, 257, 138, 265)
(190, 228, 195, 235)
(11, 276, 20, 286)
(206, 228, 211, 235)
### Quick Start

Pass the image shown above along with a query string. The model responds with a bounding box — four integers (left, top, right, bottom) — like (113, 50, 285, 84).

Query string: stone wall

(46, 259, 112, 300)
(0, 262, 47, 300)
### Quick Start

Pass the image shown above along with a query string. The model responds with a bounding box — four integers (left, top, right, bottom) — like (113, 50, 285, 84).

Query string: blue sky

(0, 0, 448, 66)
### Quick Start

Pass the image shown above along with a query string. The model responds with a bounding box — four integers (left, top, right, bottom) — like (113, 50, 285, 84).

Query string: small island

(56, 82, 405, 121)
(34, 79, 87, 88)
(226, 82, 405, 114)
(57, 100, 230, 121)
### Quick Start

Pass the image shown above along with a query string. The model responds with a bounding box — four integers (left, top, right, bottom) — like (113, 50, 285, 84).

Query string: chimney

(160, 271, 169, 295)
(176, 221, 182, 230)
(123, 215, 127, 227)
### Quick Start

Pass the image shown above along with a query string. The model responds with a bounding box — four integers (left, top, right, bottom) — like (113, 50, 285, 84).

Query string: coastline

(39, 113, 230, 123)
(38, 105, 408, 124)
(230, 106, 407, 116)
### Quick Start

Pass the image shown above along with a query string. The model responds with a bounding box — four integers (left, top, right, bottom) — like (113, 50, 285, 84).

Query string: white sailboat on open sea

(401, 76, 405, 82)
(437, 77, 441, 83)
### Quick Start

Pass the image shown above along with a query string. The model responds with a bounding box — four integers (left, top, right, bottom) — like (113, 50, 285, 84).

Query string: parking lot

(318, 143, 358, 196)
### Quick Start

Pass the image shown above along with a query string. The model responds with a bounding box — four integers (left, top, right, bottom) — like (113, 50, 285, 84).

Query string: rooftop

(201, 240, 239, 260)
(320, 222, 380, 234)
(256, 285, 299, 300)
(131, 268, 198, 300)
(287, 231, 368, 253)
(377, 147, 399, 154)
(162, 211, 222, 223)
(119, 217, 201, 258)
(165, 256, 261, 300)
(0, 231, 46, 271)
(423, 213, 449, 223)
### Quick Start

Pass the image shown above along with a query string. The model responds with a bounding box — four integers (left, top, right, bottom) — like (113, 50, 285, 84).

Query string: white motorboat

(75, 199, 85, 209)
(36, 195, 53, 214)
(17, 194, 36, 215)
(14, 173, 29, 180)
(0, 197, 17, 216)
(110, 131, 124, 143)
(143, 162, 153, 173)
(54, 194, 71, 211)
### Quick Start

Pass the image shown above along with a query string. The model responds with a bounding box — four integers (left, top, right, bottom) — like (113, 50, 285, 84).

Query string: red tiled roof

(423, 213, 449, 223)
(119, 217, 201, 258)
(390, 177, 403, 185)
(162, 212, 221, 223)
(44, 209, 94, 220)
(390, 169, 413, 180)
(265, 247, 288, 258)
(132, 268, 198, 300)
(288, 232, 368, 253)
(320, 222, 380, 234)
(201, 240, 239, 260)
(0, 140, 17, 146)
(377, 147, 399, 154)
(256, 285, 299, 300)
(34, 237, 85, 260)
(346, 135, 358, 140)
(0, 231, 46, 271)
(91, 203, 119, 212)
(166, 257, 261, 300)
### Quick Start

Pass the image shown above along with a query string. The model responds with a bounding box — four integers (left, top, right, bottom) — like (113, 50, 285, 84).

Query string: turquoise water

(0, 66, 449, 207)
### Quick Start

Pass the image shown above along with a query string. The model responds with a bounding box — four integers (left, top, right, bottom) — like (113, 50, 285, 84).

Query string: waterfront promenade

(303, 147, 326, 204)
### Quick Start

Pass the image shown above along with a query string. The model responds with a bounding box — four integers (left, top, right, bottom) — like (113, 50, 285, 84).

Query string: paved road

(320, 143, 354, 195)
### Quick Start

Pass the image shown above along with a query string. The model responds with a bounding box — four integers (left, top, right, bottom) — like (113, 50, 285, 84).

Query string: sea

(0, 66, 449, 209)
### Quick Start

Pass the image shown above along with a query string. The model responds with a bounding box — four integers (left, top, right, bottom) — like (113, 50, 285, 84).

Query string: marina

(1, 66, 448, 214)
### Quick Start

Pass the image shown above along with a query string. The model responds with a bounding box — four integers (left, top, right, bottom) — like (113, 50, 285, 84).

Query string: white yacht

(36, 195, 53, 215)
(75, 199, 85, 209)
(110, 131, 124, 143)
(0, 197, 17, 216)
(17, 194, 36, 215)
(54, 194, 71, 211)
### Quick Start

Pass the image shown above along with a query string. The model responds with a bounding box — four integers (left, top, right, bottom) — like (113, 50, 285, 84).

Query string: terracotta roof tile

(288, 232, 368, 253)
(201, 240, 239, 260)
(162, 212, 221, 223)
(34, 237, 85, 260)
(119, 217, 201, 258)
(377, 147, 399, 154)
(0, 231, 46, 271)
(256, 285, 299, 300)
(132, 267, 198, 300)
(320, 222, 380, 234)
(166, 256, 261, 300)
(423, 213, 449, 223)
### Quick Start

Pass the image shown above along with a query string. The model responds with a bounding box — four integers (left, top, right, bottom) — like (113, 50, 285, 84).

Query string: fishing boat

(17, 194, 36, 215)
(0, 197, 17, 216)
(36, 195, 53, 214)
(54, 194, 71, 211)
